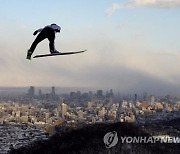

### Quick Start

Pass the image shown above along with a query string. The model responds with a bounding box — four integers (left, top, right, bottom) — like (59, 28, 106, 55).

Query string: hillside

(10, 122, 180, 154)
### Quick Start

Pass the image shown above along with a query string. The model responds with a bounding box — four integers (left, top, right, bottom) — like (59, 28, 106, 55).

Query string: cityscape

(0, 86, 180, 153)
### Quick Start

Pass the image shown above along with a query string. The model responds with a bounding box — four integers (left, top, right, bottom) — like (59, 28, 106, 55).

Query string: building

(57, 98, 64, 117)
(87, 101, 92, 109)
(78, 110, 84, 119)
(115, 103, 122, 122)
(62, 103, 67, 118)
(97, 90, 103, 100)
(150, 95, 155, 104)
(28, 86, 35, 98)
(98, 107, 106, 117)
(51, 86, 56, 98)
(134, 94, 137, 102)
(109, 89, 114, 98)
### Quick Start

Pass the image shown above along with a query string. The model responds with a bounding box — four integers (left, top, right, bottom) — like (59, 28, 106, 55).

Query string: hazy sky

(0, 0, 180, 94)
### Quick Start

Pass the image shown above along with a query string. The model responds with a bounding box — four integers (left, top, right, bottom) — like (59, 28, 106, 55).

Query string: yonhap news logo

(120, 136, 180, 144)
(103, 131, 118, 148)
(103, 132, 180, 148)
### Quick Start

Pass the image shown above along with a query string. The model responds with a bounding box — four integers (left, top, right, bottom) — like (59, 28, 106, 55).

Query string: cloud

(106, 3, 124, 16)
(132, 0, 180, 7)
(106, 0, 180, 16)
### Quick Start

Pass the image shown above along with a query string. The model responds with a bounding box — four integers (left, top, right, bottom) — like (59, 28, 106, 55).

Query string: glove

(33, 30, 38, 36)
(55, 29, 60, 33)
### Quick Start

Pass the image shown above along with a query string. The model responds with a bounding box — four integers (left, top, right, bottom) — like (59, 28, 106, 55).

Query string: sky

(0, 0, 180, 95)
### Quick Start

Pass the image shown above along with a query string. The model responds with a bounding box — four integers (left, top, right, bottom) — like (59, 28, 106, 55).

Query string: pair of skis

(33, 50, 86, 59)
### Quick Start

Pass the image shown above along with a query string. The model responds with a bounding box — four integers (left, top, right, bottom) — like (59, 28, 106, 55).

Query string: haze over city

(0, 0, 180, 95)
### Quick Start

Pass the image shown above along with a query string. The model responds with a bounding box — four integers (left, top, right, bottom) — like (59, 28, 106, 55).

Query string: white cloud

(106, 0, 180, 16)
(106, 3, 124, 16)
(132, 0, 180, 7)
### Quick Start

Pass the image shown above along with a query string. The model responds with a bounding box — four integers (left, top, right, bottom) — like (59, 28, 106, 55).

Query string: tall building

(57, 97, 64, 117)
(76, 91, 81, 99)
(97, 90, 103, 100)
(51, 86, 56, 99)
(110, 89, 114, 98)
(59, 97, 64, 105)
(61, 102, 67, 118)
(134, 94, 137, 102)
(28, 86, 35, 98)
(70, 92, 76, 100)
(150, 95, 155, 104)
(51, 86, 55, 95)
(115, 103, 122, 122)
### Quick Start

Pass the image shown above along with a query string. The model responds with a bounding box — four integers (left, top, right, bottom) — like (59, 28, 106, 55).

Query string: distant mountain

(10, 122, 180, 154)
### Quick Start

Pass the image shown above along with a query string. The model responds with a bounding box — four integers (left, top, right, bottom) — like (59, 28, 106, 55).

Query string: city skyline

(0, 1, 180, 95)
(0, 85, 177, 99)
